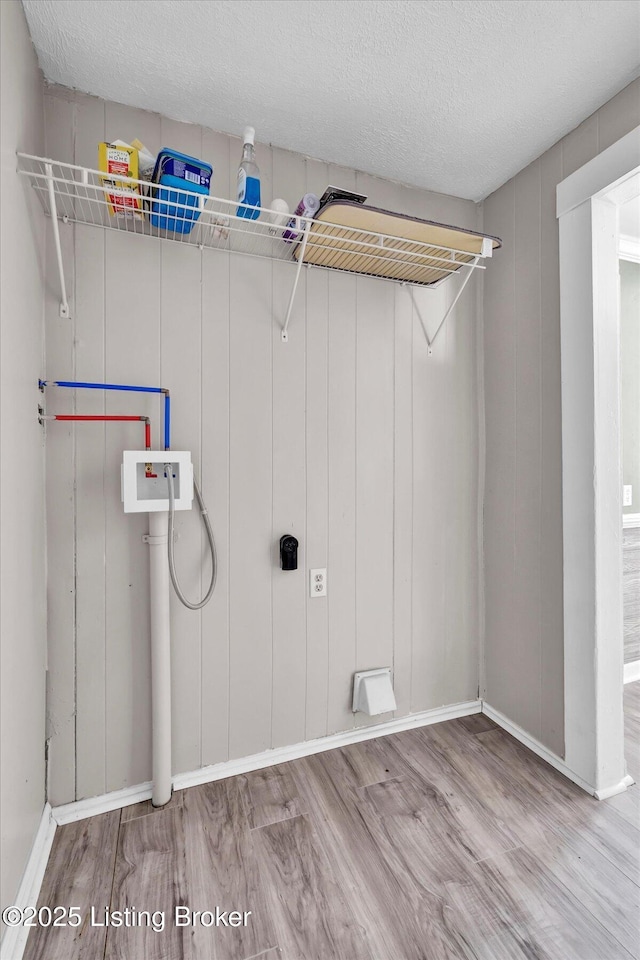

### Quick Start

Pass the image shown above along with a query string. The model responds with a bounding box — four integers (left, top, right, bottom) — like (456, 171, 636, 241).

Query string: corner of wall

(475, 199, 487, 700)
(0, 0, 48, 923)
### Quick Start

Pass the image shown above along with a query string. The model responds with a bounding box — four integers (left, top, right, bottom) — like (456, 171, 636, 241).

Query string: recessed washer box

(121, 450, 193, 513)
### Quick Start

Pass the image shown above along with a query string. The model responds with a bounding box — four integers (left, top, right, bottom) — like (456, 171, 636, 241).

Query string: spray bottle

(236, 126, 261, 220)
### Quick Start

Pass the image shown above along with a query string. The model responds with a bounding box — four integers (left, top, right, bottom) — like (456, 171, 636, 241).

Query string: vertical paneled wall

(43, 87, 482, 804)
(0, 0, 46, 914)
(482, 78, 640, 757)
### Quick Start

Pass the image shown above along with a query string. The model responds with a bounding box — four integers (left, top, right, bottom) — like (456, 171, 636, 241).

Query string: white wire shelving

(17, 153, 497, 343)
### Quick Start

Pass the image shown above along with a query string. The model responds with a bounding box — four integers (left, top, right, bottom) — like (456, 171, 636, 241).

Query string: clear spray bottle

(236, 126, 261, 220)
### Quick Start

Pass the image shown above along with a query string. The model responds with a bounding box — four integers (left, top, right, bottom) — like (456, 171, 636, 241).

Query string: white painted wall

(482, 78, 640, 757)
(43, 86, 483, 804)
(0, 0, 47, 927)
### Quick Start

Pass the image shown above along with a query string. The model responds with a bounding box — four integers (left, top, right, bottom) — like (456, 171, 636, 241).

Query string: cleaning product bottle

(236, 126, 261, 220)
(282, 193, 320, 242)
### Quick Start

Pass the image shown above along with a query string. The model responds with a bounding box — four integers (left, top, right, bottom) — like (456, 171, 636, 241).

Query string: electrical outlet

(310, 568, 327, 598)
(623, 485, 633, 507)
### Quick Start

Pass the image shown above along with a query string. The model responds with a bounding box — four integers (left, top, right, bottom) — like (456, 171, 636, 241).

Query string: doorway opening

(557, 126, 639, 798)
(619, 207, 640, 685)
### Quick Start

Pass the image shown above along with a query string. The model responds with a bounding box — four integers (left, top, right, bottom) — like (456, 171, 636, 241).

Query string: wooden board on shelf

(295, 201, 501, 285)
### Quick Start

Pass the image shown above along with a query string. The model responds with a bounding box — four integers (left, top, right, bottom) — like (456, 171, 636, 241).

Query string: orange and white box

(98, 141, 143, 219)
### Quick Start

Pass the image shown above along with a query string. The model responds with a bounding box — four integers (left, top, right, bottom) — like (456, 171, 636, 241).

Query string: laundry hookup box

(149, 148, 213, 234)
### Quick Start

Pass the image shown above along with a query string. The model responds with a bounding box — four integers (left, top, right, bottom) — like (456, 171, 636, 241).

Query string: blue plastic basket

(149, 149, 212, 234)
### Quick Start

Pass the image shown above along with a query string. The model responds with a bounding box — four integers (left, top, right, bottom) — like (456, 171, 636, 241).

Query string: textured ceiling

(22, 0, 640, 201)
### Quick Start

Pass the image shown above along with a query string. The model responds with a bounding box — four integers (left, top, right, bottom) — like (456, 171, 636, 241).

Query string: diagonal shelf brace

(405, 256, 479, 356)
(45, 162, 71, 319)
(281, 219, 312, 343)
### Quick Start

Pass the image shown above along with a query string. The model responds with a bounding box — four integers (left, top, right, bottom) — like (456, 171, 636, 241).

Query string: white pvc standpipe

(147, 511, 172, 806)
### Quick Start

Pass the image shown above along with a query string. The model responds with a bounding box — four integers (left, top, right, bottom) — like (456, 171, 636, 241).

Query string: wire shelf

(17, 153, 498, 340)
(17, 154, 302, 264)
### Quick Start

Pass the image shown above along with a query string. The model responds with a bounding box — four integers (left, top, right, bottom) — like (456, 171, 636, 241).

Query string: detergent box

(98, 141, 143, 220)
(149, 148, 212, 234)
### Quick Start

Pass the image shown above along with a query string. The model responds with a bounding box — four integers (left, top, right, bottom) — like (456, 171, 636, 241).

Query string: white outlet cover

(623, 485, 633, 507)
(309, 568, 327, 598)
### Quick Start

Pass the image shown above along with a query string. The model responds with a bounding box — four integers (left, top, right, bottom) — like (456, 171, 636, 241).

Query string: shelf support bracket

(45, 162, 70, 319)
(406, 256, 479, 355)
(281, 220, 312, 342)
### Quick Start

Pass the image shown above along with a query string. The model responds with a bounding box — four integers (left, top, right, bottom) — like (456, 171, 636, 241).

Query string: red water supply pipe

(42, 414, 152, 450)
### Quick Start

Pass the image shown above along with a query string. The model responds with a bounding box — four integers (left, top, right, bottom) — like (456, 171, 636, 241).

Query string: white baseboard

(624, 660, 640, 684)
(173, 699, 481, 792)
(623, 513, 640, 528)
(52, 699, 482, 825)
(482, 701, 637, 798)
(0, 804, 56, 960)
(481, 702, 598, 796)
(595, 774, 634, 801)
(52, 781, 153, 826)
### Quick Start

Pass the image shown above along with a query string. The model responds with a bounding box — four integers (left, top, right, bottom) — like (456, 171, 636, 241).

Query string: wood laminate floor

(25, 690, 640, 960)
(625, 527, 640, 664)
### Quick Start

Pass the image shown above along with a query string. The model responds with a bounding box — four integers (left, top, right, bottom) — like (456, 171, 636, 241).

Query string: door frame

(557, 125, 639, 798)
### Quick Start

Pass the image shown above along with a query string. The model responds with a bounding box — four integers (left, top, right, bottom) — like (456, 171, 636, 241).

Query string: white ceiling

(22, 0, 640, 201)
